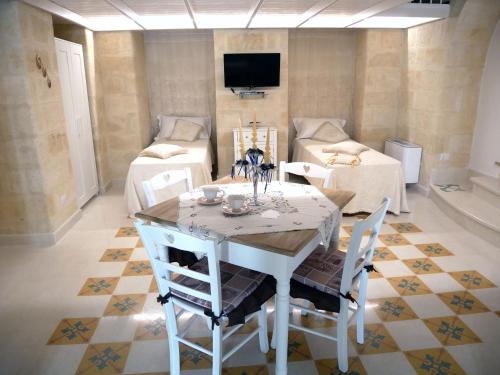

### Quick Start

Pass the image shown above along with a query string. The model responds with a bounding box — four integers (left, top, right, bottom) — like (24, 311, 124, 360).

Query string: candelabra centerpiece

(231, 113, 275, 206)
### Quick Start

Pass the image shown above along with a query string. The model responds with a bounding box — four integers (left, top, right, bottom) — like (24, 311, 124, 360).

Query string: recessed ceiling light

(250, 15, 302, 28)
(348, 16, 439, 28)
(348, 3, 449, 29)
(195, 14, 248, 29)
(300, 16, 356, 28)
(302, 2, 448, 29)
(87, 16, 141, 31)
(138, 15, 194, 30)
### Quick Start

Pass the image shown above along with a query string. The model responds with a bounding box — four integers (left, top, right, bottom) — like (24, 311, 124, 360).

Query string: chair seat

(292, 245, 362, 298)
(171, 258, 275, 325)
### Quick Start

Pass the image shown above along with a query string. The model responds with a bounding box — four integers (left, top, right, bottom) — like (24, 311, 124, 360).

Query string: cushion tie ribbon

(156, 292, 172, 305)
(204, 309, 224, 330)
(339, 291, 358, 305)
(364, 264, 378, 273)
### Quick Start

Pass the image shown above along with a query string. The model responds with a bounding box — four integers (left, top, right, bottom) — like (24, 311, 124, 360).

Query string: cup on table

(201, 186, 224, 201)
(227, 194, 246, 210)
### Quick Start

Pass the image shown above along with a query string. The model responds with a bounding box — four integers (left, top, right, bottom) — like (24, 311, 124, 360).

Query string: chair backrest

(142, 168, 193, 208)
(279, 161, 335, 189)
(339, 197, 391, 295)
(134, 220, 223, 316)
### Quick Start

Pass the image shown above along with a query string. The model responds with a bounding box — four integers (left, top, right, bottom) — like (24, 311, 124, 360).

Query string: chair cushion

(170, 258, 274, 324)
(291, 245, 361, 297)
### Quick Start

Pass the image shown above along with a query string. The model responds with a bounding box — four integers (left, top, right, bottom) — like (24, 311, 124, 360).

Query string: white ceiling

(23, 0, 450, 31)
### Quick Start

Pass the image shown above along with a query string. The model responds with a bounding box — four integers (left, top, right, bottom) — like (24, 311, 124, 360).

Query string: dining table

(136, 176, 355, 375)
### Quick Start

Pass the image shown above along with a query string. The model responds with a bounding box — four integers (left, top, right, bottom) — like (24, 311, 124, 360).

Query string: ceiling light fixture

(300, 15, 357, 28)
(349, 3, 449, 29)
(87, 16, 142, 31)
(250, 15, 302, 28)
(302, 1, 448, 29)
(301, 0, 410, 28)
(138, 15, 195, 30)
(195, 14, 248, 29)
(349, 16, 439, 28)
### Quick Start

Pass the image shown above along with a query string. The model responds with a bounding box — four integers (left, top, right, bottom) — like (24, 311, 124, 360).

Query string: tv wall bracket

(230, 88, 267, 99)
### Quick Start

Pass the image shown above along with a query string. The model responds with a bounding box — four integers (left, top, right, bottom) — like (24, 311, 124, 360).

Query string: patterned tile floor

(1, 186, 500, 374)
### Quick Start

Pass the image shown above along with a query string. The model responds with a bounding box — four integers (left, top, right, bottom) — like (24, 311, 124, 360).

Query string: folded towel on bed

(322, 140, 369, 155)
(139, 143, 188, 159)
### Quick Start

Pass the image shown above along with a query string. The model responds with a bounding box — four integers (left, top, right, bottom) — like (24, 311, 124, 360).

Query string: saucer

(222, 204, 250, 216)
(197, 196, 223, 206)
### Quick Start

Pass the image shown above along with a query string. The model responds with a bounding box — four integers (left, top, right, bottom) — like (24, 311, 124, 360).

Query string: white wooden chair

(142, 168, 193, 208)
(279, 161, 335, 189)
(135, 221, 272, 375)
(271, 197, 391, 373)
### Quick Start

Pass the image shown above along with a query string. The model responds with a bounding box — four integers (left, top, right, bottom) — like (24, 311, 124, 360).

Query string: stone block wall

(400, 0, 500, 185)
(95, 31, 151, 182)
(144, 30, 216, 158)
(288, 29, 357, 156)
(353, 30, 405, 151)
(0, 1, 77, 235)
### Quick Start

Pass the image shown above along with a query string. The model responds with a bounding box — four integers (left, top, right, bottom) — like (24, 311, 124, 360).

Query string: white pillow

(293, 117, 347, 139)
(139, 143, 188, 159)
(156, 116, 176, 140)
(322, 140, 369, 155)
(157, 115, 211, 140)
(311, 121, 349, 143)
(170, 119, 203, 142)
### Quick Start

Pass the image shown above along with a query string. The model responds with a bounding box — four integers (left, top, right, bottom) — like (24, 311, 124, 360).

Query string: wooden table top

(136, 176, 355, 257)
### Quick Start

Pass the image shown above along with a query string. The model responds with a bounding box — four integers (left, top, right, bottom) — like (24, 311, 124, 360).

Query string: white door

(55, 38, 98, 207)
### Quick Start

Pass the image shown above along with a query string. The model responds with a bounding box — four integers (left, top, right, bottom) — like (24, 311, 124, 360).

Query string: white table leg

(274, 276, 290, 375)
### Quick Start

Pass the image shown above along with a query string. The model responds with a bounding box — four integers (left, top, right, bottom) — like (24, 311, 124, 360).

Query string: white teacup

(227, 194, 246, 210)
(201, 186, 224, 201)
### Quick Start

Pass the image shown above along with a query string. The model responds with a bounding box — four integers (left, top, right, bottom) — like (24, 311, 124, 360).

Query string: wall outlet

(440, 153, 450, 161)
(60, 194, 67, 206)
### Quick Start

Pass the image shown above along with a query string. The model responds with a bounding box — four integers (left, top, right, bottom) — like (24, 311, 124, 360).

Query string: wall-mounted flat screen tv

(224, 53, 280, 88)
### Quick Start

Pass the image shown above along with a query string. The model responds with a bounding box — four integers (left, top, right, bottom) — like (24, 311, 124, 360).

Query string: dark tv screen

(224, 53, 280, 88)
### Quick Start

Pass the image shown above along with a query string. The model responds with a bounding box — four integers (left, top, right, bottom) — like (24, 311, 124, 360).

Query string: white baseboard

(53, 209, 82, 242)
(112, 178, 126, 190)
(0, 209, 82, 247)
(415, 183, 431, 197)
(99, 180, 112, 195)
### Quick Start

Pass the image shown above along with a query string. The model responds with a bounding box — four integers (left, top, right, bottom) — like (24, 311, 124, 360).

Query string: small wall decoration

(35, 54, 52, 88)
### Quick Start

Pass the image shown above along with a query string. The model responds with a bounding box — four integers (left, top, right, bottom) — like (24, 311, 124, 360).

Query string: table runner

(176, 181, 340, 246)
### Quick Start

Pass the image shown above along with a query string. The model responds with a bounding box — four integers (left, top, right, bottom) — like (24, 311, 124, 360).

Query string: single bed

(292, 138, 409, 215)
(125, 138, 214, 216)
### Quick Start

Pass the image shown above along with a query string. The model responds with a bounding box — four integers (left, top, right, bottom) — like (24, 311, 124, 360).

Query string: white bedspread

(125, 139, 213, 216)
(292, 139, 409, 215)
